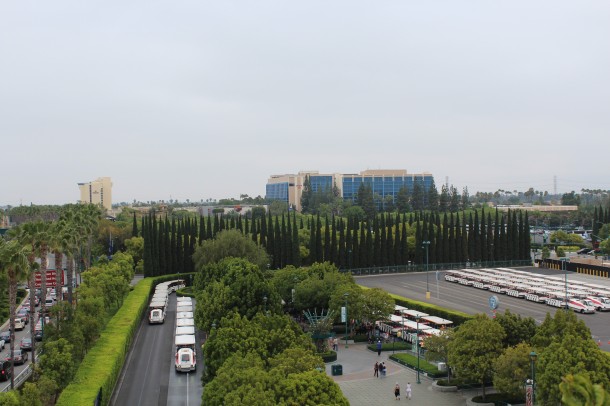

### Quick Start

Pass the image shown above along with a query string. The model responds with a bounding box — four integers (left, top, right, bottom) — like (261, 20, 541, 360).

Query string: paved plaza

(327, 342, 480, 406)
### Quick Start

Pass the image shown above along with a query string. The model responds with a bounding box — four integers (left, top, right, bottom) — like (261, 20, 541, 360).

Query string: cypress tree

(132, 213, 138, 237)
(198, 215, 205, 243)
(324, 216, 331, 262)
(448, 213, 456, 263)
(365, 221, 373, 267)
(373, 216, 381, 266)
(274, 216, 282, 268)
(442, 213, 449, 263)
(499, 213, 507, 261)
(359, 223, 367, 267)
(206, 216, 213, 240)
(512, 211, 519, 260)
(467, 213, 475, 262)
(337, 218, 345, 268)
(379, 215, 387, 266)
(308, 218, 316, 265)
(260, 212, 267, 247)
(175, 221, 183, 273)
(414, 220, 422, 264)
(267, 213, 275, 260)
(330, 215, 337, 265)
(351, 226, 359, 268)
(393, 216, 401, 266)
(480, 208, 487, 262)
(315, 214, 323, 263)
(292, 212, 300, 267)
(285, 214, 292, 266)
(455, 213, 463, 263)
(400, 217, 408, 265)
(142, 216, 150, 277)
(486, 213, 494, 262)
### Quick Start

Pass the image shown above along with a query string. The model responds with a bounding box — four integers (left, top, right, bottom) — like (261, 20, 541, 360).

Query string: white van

(175, 335, 196, 372)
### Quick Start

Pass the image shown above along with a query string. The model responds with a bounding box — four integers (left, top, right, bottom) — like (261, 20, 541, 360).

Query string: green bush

(367, 341, 411, 352)
(390, 353, 447, 378)
(319, 351, 337, 363)
(352, 334, 369, 342)
(471, 392, 523, 404)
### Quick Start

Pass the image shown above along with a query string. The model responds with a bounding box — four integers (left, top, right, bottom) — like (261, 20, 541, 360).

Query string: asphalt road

(111, 296, 203, 406)
(356, 266, 610, 351)
(0, 297, 43, 392)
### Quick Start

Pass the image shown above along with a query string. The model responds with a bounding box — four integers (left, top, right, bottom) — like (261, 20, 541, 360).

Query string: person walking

(381, 362, 386, 378)
(374, 362, 379, 378)
(406, 382, 412, 400)
(376, 340, 382, 356)
(394, 383, 401, 400)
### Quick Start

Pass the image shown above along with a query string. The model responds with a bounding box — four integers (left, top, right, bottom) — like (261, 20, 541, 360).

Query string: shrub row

(56, 277, 154, 406)
(390, 352, 447, 379)
(390, 293, 473, 326)
(367, 341, 411, 352)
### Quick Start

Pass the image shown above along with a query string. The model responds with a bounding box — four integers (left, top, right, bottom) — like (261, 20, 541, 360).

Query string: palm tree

(0, 238, 31, 389)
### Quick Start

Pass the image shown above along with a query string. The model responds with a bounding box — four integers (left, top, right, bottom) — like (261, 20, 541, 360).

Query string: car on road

(13, 318, 25, 331)
(20, 338, 32, 352)
(16, 308, 29, 325)
(0, 361, 12, 382)
(0, 331, 10, 343)
(5, 349, 29, 365)
(34, 329, 43, 342)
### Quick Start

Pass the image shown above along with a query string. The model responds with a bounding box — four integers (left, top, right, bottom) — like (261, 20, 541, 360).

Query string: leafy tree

(427, 179, 439, 211)
(560, 373, 610, 406)
(396, 186, 411, 213)
(38, 338, 76, 392)
(532, 310, 610, 405)
(0, 391, 20, 406)
(194, 258, 281, 331)
(448, 314, 506, 400)
(494, 309, 537, 347)
(193, 229, 270, 271)
(493, 342, 531, 399)
(356, 183, 376, 219)
(203, 312, 314, 381)
(424, 329, 454, 383)
(123, 236, 144, 268)
(561, 191, 581, 206)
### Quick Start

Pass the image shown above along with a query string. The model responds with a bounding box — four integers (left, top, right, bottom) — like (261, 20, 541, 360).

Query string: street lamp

(343, 293, 349, 349)
(561, 259, 568, 311)
(530, 351, 538, 405)
(422, 241, 430, 299)
(416, 315, 421, 384)
(263, 295, 268, 315)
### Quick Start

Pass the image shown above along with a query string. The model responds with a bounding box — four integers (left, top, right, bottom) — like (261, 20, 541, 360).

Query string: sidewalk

(327, 343, 479, 406)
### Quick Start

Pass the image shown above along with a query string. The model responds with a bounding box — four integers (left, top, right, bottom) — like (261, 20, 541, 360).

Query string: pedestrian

(406, 382, 412, 400)
(374, 361, 379, 378)
(394, 382, 401, 400)
(376, 339, 382, 356)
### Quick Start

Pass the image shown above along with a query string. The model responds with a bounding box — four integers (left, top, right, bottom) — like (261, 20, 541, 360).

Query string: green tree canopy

(494, 309, 537, 347)
(193, 229, 270, 271)
(448, 314, 506, 400)
(493, 342, 531, 399)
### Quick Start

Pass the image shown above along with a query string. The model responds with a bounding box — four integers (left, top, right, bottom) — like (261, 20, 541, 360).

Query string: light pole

(423, 241, 430, 299)
(561, 258, 568, 311)
(263, 295, 268, 315)
(416, 315, 421, 384)
(530, 351, 537, 405)
(343, 293, 349, 349)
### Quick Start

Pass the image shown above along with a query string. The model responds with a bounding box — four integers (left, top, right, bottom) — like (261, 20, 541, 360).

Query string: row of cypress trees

(141, 208, 531, 276)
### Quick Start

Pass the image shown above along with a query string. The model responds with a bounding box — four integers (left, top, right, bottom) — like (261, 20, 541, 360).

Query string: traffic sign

(489, 295, 499, 310)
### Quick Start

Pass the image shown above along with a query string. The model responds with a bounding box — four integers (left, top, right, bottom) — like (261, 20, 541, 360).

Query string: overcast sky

(1, 1, 609, 206)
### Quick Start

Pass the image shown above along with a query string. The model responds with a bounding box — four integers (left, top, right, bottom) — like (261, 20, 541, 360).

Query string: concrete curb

(432, 380, 459, 392)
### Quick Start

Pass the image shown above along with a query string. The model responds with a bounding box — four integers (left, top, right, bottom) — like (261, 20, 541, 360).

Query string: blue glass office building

(342, 172, 433, 204)
(266, 170, 434, 212)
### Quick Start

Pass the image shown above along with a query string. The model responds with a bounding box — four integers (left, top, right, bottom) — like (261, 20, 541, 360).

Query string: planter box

(432, 380, 458, 392)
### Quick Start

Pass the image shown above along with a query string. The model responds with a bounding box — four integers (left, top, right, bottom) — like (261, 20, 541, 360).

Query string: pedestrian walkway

(326, 342, 479, 406)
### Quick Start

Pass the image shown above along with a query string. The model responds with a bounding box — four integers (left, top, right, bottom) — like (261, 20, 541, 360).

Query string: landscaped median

(56, 277, 154, 405)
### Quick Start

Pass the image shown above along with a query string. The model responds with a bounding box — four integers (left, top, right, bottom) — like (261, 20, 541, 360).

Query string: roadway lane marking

(136, 328, 158, 405)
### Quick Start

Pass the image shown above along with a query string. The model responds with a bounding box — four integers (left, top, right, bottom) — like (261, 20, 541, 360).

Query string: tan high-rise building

(78, 177, 112, 211)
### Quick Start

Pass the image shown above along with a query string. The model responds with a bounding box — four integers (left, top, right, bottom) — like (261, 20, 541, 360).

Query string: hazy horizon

(2, 1, 609, 206)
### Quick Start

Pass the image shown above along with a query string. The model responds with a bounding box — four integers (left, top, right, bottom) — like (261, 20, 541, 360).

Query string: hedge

(390, 352, 447, 378)
(367, 341, 411, 352)
(56, 273, 192, 406)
